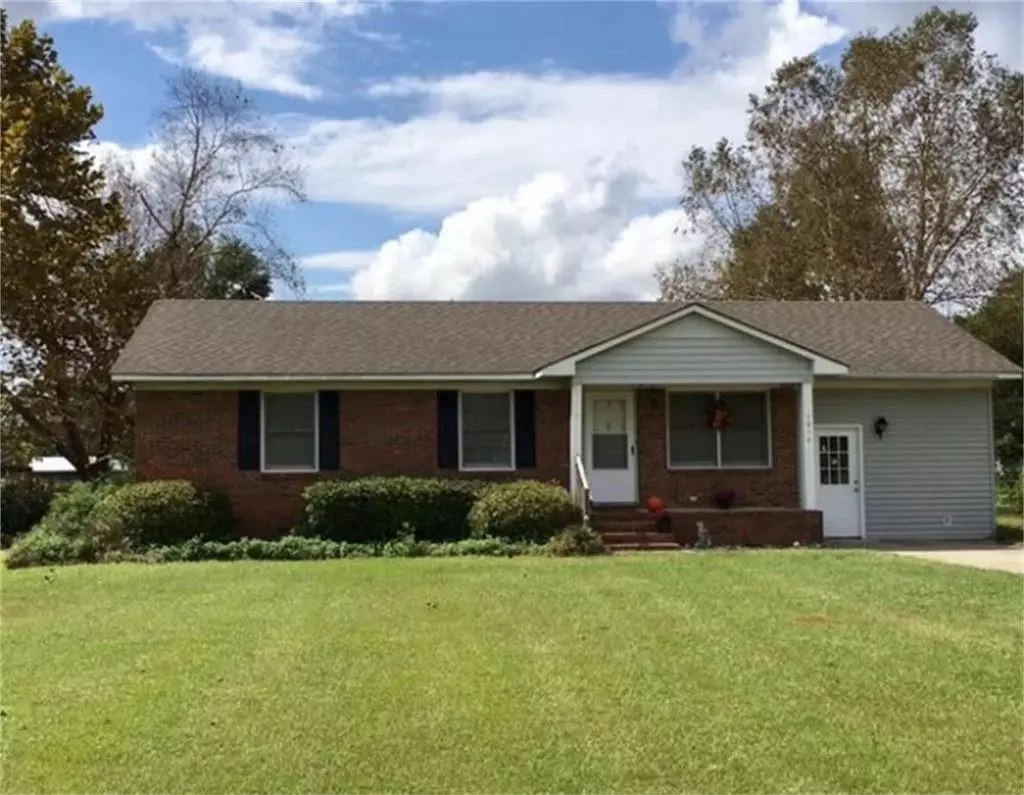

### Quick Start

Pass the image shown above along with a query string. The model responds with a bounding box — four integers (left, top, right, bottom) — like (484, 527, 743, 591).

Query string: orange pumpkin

(646, 495, 666, 515)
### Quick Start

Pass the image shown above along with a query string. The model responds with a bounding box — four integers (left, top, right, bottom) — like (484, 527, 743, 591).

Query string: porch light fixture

(873, 416, 889, 440)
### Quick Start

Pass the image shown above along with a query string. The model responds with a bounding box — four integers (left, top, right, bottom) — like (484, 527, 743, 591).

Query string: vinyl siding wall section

(814, 387, 995, 541)
(577, 315, 811, 384)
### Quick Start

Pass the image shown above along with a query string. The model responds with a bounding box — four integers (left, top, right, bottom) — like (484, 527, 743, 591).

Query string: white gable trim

(535, 304, 849, 377)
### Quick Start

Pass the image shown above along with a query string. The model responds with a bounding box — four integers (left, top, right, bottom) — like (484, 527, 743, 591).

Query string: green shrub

(468, 480, 578, 543)
(380, 532, 431, 558)
(91, 480, 234, 550)
(997, 474, 1023, 515)
(426, 537, 541, 557)
(4, 530, 604, 568)
(34, 481, 122, 541)
(0, 476, 59, 547)
(546, 525, 606, 557)
(300, 477, 490, 543)
(5, 528, 100, 569)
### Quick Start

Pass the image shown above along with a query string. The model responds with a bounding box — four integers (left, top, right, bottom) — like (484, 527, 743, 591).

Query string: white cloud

(82, 140, 158, 177)
(300, 250, 378, 272)
(283, 0, 846, 213)
(42, 0, 371, 98)
(311, 164, 696, 301)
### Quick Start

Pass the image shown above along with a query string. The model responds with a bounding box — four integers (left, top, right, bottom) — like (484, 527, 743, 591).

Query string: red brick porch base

(666, 508, 823, 547)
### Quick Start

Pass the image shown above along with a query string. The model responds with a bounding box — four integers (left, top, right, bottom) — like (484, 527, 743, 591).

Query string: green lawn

(2, 553, 1021, 794)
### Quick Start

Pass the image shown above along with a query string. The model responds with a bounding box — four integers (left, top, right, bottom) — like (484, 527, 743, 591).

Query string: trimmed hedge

(92, 480, 234, 549)
(4, 534, 565, 568)
(301, 477, 491, 543)
(1, 476, 60, 547)
(4, 476, 592, 568)
(468, 481, 578, 543)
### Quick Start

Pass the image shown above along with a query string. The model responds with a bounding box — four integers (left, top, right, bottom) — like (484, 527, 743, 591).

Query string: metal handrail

(573, 454, 592, 525)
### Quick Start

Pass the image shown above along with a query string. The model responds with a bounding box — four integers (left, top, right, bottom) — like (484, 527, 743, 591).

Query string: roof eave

(111, 372, 545, 384)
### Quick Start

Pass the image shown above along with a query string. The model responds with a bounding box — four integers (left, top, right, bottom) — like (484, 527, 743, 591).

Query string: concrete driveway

(888, 545, 1024, 575)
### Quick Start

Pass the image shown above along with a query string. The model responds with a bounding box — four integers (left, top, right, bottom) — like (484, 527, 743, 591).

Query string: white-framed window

(667, 390, 770, 469)
(261, 392, 318, 472)
(459, 391, 515, 471)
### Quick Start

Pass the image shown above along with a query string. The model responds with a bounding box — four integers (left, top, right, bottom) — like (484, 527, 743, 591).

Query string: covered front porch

(535, 303, 847, 548)
(567, 381, 822, 548)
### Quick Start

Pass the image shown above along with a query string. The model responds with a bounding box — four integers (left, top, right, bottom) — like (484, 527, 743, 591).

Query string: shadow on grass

(995, 514, 1023, 545)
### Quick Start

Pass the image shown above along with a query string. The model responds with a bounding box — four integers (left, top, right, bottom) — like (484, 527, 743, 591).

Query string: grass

(996, 514, 1024, 544)
(2, 552, 1022, 794)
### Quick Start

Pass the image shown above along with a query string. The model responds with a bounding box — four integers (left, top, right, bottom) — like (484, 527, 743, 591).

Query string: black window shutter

(318, 391, 341, 471)
(437, 390, 459, 469)
(514, 390, 536, 469)
(237, 391, 261, 471)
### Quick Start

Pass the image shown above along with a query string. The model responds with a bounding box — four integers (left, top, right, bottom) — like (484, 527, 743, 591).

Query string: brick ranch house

(112, 300, 1020, 545)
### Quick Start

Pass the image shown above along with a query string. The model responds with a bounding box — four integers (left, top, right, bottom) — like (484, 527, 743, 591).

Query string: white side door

(585, 391, 637, 504)
(815, 427, 864, 539)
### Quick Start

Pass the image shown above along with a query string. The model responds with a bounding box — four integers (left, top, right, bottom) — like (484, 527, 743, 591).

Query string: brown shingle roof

(111, 299, 1019, 378)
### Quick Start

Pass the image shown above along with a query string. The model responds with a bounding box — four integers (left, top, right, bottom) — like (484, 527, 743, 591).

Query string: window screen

(591, 398, 628, 470)
(461, 393, 513, 469)
(720, 392, 769, 466)
(668, 391, 769, 468)
(668, 392, 717, 466)
(263, 392, 317, 471)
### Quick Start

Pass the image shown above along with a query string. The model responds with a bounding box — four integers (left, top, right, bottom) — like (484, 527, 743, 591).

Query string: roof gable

(538, 304, 848, 376)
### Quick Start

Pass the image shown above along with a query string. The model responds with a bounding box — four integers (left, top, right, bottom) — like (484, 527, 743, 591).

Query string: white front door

(815, 427, 864, 538)
(585, 391, 637, 504)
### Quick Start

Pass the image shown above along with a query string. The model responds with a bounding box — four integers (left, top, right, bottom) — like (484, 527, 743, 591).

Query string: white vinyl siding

(578, 314, 811, 384)
(459, 392, 514, 470)
(668, 390, 770, 468)
(262, 392, 318, 472)
(814, 388, 995, 541)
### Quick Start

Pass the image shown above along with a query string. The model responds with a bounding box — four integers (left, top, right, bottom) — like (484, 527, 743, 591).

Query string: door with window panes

(815, 427, 863, 538)
(585, 391, 637, 503)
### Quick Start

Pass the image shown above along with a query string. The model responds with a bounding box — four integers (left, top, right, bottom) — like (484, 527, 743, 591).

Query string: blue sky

(14, 0, 1023, 300)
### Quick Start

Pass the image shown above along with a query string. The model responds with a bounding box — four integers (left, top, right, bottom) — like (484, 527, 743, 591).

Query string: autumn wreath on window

(707, 398, 731, 430)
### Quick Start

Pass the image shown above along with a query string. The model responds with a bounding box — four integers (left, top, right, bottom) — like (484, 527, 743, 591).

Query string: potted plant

(713, 489, 736, 509)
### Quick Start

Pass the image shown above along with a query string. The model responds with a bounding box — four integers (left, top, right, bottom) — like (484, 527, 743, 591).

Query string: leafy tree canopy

(660, 8, 1023, 309)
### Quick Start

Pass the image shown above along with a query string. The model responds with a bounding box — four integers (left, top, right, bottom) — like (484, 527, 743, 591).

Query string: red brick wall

(636, 387, 800, 509)
(135, 389, 570, 537)
(667, 509, 822, 546)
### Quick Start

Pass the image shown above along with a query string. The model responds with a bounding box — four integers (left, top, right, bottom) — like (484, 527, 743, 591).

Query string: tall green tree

(660, 9, 1023, 307)
(958, 270, 1023, 475)
(1, 17, 300, 478)
(1, 11, 132, 478)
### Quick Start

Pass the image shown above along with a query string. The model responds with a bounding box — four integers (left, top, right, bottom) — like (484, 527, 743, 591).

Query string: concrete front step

(591, 505, 647, 521)
(592, 517, 656, 533)
(605, 541, 682, 552)
(600, 530, 676, 545)
(599, 527, 681, 552)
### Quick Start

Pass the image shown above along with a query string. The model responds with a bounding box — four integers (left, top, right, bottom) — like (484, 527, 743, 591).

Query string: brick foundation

(135, 389, 569, 537)
(665, 508, 823, 546)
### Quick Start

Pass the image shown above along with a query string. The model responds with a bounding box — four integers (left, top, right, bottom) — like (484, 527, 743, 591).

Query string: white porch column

(799, 380, 817, 510)
(569, 378, 583, 499)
